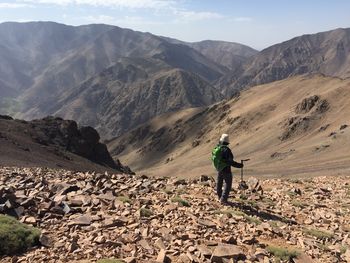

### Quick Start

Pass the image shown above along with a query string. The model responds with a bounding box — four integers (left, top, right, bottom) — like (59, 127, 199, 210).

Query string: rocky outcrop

(1, 167, 349, 262)
(29, 117, 126, 171)
(280, 95, 330, 141)
(0, 116, 132, 173)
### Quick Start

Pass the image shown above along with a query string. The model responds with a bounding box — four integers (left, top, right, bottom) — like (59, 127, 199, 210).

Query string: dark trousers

(217, 171, 232, 201)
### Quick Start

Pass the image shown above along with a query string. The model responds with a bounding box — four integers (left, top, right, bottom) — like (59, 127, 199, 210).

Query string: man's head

(219, 133, 229, 145)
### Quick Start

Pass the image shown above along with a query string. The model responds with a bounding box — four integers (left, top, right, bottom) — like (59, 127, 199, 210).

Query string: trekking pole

(238, 159, 250, 190)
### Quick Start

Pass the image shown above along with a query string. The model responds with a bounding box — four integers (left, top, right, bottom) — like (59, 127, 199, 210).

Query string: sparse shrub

(318, 243, 330, 252)
(139, 208, 153, 217)
(245, 215, 262, 225)
(291, 200, 307, 208)
(233, 197, 258, 208)
(340, 246, 347, 254)
(269, 221, 279, 228)
(215, 210, 261, 224)
(286, 191, 297, 197)
(0, 215, 40, 255)
(163, 188, 173, 195)
(266, 245, 299, 261)
(303, 228, 334, 240)
(262, 197, 275, 207)
(116, 196, 131, 203)
(239, 194, 248, 200)
(171, 196, 190, 207)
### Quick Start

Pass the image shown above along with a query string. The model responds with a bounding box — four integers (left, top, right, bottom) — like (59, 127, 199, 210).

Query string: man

(214, 134, 243, 204)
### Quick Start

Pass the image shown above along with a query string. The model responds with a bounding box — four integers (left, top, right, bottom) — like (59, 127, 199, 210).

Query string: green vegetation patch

(340, 246, 347, 254)
(261, 197, 276, 207)
(245, 216, 262, 225)
(286, 191, 297, 197)
(269, 221, 279, 228)
(317, 243, 331, 252)
(266, 245, 299, 261)
(232, 197, 259, 209)
(0, 215, 40, 256)
(291, 200, 307, 208)
(139, 208, 153, 217)
(171, 196, 190, 207)
(162, 188, 173, 195)
(116, 196, 131, 203)
(303, 228, 334, 240)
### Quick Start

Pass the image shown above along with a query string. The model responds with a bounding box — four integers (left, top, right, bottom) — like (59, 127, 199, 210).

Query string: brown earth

(108, 74, 350, 179)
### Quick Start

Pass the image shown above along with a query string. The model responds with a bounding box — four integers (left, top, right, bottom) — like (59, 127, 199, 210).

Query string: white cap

(219, 133, 229, 144)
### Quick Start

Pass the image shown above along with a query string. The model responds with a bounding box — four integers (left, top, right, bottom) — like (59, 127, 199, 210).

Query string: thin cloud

(19, 0, 176, 9)
(81, 14, 160, 26)
(234, 17, 253, 22)
(82, 15, 116, 24)
(0, 3, 33, 8)
(174, 10, 224, 22)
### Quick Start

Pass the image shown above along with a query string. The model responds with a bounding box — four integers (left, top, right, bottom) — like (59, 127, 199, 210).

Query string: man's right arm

(222, 147, 243, 168)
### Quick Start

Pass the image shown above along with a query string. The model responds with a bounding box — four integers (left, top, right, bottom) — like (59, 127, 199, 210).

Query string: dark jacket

(219, 142, 243, 173)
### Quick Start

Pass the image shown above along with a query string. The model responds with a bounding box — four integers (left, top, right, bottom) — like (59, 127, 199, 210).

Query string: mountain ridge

(108, 74, 350, 178)
(0, 21, 234, 138)
(1, 22, 350, 141)
(219, 27, 350, 95)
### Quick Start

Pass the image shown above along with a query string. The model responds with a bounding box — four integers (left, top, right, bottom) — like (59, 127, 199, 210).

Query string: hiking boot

(220, 198, 229, 205)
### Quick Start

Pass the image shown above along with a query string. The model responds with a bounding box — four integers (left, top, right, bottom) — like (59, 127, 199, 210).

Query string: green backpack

(211, 145, 228, 171)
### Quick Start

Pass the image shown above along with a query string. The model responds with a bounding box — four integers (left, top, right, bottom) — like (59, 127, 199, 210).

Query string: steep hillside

(0, 115, 131, 173)
(108, 75, 350, 178)
(44, 57, 223, 138)
(0, 22, 227, 120)
(220, 28, 350, 95)
(0, 22, 114, 96)
(161, 37, 258, 70)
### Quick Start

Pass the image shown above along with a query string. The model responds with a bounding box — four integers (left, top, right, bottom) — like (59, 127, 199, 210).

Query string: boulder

(69, 215, 92, 226)
(211, 244, 246, 262)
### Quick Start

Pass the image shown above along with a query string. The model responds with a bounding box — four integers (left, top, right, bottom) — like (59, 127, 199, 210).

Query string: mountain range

(218, 27, 350, 95)
(1, 22, 350, 141)
(0, 21, 243, 138)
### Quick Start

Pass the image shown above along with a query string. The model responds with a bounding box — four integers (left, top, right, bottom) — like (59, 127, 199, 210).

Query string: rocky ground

(0, 167, 350, 263)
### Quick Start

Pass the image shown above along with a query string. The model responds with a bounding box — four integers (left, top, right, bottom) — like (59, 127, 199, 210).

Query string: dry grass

(266, 245, 299, 261)
(171, 196, 190, 207)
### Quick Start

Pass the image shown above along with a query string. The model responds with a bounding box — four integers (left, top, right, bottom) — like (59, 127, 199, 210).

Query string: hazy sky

(1, 0, 350, 50)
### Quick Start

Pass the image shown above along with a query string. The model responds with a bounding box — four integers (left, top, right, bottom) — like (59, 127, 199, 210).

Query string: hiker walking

(211, 134, 243, 204)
